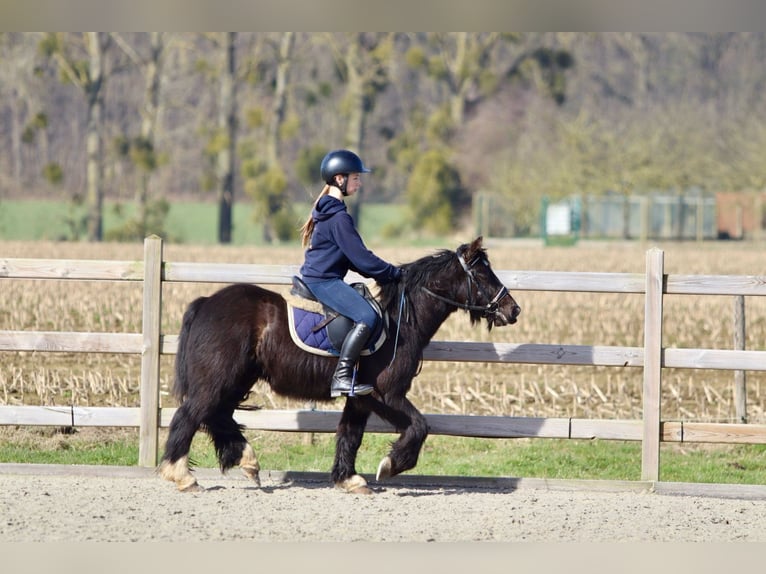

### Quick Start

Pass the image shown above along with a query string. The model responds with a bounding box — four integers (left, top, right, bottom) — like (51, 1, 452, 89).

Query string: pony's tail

(172, 296, 207, 404)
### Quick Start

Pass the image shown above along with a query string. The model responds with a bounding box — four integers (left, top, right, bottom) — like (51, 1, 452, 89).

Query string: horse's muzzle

(494, 300, 521, 326)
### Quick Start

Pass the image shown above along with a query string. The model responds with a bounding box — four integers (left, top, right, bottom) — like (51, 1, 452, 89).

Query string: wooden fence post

(139, 235, 163, 467)
(642, 248, 664, 481)
(734, 295, 747, 423)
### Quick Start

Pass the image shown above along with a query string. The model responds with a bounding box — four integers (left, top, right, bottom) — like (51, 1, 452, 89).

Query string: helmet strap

(337, 175, 349, 196)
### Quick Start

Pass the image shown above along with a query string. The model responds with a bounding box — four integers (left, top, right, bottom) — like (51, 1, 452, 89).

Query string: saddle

(286, 275, 388, 357)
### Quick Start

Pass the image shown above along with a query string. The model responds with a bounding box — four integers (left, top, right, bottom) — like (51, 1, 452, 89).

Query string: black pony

(159, 237, 520, 493)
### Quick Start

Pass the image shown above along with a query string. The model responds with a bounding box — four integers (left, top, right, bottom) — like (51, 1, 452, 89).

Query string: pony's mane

(378, 248, 458, 312)
(376, 241, 492, 330)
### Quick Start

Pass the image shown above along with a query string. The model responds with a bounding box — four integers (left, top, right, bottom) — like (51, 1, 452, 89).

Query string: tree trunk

(86, 32, 106, 242)
(344, 36, 366, 151)
(137, 32, 164, 232)
(260, 32, 295, 243)
(10, 89, 24, 192)
(344, 34, 369, 224)
(449, 32, 469, 126)
(217, 32, 237, 244)
(265, 32, 294, 167)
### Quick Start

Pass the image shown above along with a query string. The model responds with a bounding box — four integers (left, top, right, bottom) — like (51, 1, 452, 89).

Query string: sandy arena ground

(1, 463, 766, 542)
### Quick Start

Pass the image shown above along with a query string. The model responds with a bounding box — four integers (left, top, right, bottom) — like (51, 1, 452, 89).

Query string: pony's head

(451, 236, 521, 329)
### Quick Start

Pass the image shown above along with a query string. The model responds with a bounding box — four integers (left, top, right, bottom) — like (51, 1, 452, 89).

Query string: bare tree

(110, 32, 166, 238)
(324, 32, 393, 222)
(265, 32, 294, 167)
(217, 32, 237, 244)
(39, 32, 110, 241)
(258, 32, 296, 243)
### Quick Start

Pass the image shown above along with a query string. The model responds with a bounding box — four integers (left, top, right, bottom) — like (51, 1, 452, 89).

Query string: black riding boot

(330, 323, 373, 397)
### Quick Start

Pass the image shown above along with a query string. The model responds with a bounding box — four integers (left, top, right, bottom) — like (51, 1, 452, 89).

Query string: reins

(387, 289, 406, 369)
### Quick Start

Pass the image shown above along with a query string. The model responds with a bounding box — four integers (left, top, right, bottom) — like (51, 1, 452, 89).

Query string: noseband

(422, 249, 510, 319)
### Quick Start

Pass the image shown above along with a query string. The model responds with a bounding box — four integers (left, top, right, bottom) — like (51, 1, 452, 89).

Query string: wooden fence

(2, 236, 766, 483)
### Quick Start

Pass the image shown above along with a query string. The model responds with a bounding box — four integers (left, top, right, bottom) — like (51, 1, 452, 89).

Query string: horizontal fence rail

(2, 236, 766, 483)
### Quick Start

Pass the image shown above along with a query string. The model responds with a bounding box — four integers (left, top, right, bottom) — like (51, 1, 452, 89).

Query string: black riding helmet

(320, 149, 371, 195)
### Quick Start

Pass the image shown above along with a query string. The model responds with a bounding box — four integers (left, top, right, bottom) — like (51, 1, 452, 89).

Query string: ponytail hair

(300, 185, 331, 248)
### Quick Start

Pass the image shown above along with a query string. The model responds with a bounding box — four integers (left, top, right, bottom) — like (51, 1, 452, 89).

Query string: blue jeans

(304, 278, 379, 331)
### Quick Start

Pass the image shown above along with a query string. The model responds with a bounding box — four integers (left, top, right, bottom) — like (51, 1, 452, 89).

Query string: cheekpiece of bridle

(422, 248, 510, 319)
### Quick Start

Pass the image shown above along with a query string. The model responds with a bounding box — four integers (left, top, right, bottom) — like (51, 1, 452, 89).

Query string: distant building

(715, 191, 766, 240)
(475, 189, 766, 242)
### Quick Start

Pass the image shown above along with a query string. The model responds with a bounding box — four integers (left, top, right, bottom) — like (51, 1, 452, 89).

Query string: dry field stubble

(1, 239, 765, 426)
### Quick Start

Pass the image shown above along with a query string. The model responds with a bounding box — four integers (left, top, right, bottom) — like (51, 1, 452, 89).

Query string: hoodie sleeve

(331, 211, 401, 283)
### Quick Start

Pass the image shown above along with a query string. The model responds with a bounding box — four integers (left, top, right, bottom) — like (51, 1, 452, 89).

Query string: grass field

(1, 229, 766, 484)
(0, 198, 410, 246)
(2, 427, 765, 484)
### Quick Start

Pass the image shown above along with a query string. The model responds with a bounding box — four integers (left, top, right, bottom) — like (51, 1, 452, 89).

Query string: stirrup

(330, 365, 373, 397)
(330, 379, 374, 398)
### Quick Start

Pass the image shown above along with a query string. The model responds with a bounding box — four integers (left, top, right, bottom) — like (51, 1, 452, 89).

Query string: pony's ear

(465, 236, 484, 259)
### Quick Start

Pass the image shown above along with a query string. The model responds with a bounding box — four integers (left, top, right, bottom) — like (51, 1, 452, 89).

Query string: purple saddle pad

(290, 307, 338, 355)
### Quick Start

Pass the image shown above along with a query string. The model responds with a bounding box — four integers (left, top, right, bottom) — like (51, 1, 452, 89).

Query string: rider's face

(343, 173, 362, 196)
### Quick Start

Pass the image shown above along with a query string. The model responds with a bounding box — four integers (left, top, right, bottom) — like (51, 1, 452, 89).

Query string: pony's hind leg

(159, 403, 203, 492)
(206, 412, 261, 487)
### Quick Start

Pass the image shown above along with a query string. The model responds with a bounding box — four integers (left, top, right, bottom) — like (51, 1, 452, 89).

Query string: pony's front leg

(375, 396, 429, 481)
(158, 455, 201, 492)
(332, 399, 373, 494)
(237, 443, 261, 486)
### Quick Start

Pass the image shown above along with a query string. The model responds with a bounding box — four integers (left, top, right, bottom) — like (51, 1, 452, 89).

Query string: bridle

(422, 249, 510, 320)
(388, 248, 510, 370)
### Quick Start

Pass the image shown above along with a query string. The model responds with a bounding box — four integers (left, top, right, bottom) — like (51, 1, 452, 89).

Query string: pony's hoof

(241, 465, 261, 487)
(335, 474, 373, 495)
(178, 481, 204, 493)
(158, 458, 201, 492)
(349, 484, 373, 495)
(376, 456, 393, 481)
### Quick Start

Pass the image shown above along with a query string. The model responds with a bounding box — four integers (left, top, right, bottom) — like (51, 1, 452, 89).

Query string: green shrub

(406, 149, 468, 234)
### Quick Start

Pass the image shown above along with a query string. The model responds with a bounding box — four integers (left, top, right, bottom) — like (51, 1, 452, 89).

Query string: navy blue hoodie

(300, 195, 401, 284)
